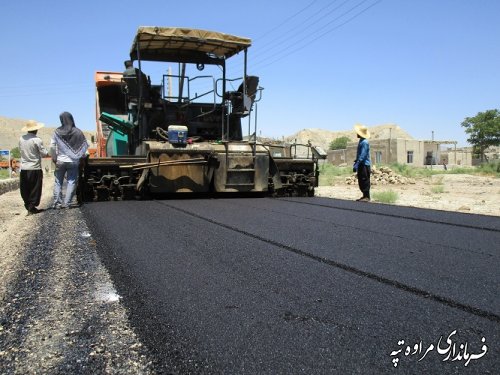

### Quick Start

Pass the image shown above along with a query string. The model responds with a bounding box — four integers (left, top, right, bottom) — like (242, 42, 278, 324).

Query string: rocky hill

(0, 116, 95, 152)
(1, 115, 413, 155)
(284, 124, 414, 151)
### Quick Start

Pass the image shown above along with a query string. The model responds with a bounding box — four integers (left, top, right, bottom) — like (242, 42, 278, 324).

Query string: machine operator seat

(229, 75, 259, 117)
(123, 69, 151, 103)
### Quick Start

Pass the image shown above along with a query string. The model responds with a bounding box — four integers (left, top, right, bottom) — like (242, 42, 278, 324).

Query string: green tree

(10, 146, 21, 159)
(329, 136, 351, 150)
(461, 109, 500, 161)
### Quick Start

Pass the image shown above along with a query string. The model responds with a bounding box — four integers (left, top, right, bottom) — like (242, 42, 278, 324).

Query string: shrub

(431, 185, 445, 194)
(372, 190, 398, 204)
(431, 176, 444, 185)
(329, 136, 351, 150)
(318, 163, 352, 185)
(0, 169, 10, 179)
(476, 161, 500, 176)
(447, 166, 475, 174)
(10, 147, 21, 159)
(389, 163, 436, 178)
(389, 163, 414, 177)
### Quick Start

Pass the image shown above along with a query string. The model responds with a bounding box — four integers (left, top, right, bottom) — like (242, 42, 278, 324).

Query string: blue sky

(1, 0, 499, 146)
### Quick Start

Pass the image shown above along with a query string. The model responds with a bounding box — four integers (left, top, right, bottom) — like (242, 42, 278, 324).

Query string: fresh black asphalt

(82, 197, 500, 374)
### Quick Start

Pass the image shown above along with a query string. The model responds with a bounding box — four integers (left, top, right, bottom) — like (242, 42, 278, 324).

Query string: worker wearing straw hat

(353, 124, 371, 202)
(19, 120, 49, 214)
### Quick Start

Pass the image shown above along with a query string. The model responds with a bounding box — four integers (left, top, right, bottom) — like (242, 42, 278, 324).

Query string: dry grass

(372, 190, 399, 204)
(431, 185, 445, 194)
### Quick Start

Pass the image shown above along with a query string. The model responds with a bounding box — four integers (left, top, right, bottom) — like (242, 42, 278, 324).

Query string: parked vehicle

(0, 158, 19, 171)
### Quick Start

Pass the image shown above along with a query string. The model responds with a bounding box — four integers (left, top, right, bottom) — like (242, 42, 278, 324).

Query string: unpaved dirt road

(0, 177, 153, 374)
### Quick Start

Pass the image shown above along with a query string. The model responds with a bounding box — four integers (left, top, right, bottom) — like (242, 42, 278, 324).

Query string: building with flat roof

(327, 138, 473, 167)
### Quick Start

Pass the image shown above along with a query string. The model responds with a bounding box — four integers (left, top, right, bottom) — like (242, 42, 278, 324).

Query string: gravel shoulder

(0, 175, 154, 374)
(317, 173, 500, 217)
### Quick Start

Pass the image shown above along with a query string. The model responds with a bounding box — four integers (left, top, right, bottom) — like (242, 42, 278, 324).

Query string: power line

(253, 0, 382, 71)
(223, 1, 346, 79)
(253, 0, 319, 42)
(223, 1, 344, 78)
(315, 0, 382, 43)
(252, 0, 345, 59)
(253, 0, 370, 67)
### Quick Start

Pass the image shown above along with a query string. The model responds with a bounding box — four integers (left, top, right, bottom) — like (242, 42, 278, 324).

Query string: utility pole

(431, 131, 434, 170)
(389, 127, 392, 163)
(168, 66, 172, 99)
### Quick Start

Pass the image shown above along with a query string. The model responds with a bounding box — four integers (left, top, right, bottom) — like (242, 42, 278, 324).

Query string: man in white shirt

(19, 120, 49, 214)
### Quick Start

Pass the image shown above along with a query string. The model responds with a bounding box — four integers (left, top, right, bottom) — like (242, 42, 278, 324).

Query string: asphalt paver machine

(81, 26, 326, 201)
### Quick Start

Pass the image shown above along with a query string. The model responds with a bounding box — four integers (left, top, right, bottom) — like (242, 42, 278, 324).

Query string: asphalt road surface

(82, 197, 500, 374)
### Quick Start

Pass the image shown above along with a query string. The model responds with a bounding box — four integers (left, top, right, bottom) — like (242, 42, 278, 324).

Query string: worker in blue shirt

(353, 124, 371, 201)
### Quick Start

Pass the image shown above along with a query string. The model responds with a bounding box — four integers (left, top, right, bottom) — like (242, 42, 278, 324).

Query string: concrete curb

(0, 178, 20, 196)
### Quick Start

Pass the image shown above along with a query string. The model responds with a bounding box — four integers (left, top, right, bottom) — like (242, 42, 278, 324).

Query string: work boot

(28, 206, 42, 214)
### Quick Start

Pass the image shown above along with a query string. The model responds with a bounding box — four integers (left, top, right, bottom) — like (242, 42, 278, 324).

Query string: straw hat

(22, 120, 45, 132)
(354, 123, 370, 139)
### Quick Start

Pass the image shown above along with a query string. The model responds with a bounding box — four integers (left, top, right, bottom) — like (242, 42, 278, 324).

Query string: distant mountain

(1, 115, 414, 155)
(284, 124, 414, 151)
(0, 116, 95, 152)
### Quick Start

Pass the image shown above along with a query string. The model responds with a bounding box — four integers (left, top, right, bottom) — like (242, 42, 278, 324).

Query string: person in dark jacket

(353, 124, 371, 202)
(50, 112, 88, 209)
(19, 120, 49, 214)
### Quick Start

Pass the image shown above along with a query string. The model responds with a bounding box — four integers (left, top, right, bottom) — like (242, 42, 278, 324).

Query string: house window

(407, 151, 414, 164)
(375, 151, 382, 164)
